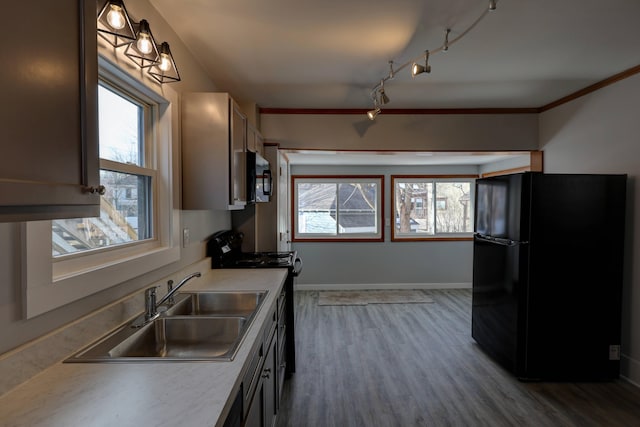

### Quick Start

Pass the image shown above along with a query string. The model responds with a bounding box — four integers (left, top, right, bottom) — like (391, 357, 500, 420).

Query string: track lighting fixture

(388, 61, 395, 79)
(411, 50, 431, 77)
(443, 29, 451, 52)
(367, 107, 381, 121)
(365, 0, 498, 119)
(379, 80, 390, 105)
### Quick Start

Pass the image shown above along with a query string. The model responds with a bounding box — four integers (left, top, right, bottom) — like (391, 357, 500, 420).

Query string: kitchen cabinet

(243, 293, 282, 427)
(247, 122, 264, 155)
(0, 0, 100, 222)
(182, 92, 248, 210)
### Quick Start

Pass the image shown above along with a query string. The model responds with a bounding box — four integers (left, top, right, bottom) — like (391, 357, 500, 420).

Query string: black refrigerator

(471, 172, 626, 381)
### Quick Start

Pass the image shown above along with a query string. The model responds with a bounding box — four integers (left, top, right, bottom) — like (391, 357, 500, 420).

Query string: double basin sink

(66, 290, 267, 363)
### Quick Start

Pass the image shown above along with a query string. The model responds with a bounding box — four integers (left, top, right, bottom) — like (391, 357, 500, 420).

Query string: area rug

(317, 290, 434, 306)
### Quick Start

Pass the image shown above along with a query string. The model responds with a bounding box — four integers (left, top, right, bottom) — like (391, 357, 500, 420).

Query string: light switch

(183, 228, 190, 247)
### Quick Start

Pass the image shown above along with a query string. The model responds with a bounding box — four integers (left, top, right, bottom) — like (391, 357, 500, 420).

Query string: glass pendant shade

(97, 0, 136, 47)
(125, 20, 159, 68)
(148, 42, 181, 83)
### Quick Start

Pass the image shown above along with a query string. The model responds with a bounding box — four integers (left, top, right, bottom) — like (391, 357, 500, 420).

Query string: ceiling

(149, 0, 639, 110)
(147, 0, 639, 165)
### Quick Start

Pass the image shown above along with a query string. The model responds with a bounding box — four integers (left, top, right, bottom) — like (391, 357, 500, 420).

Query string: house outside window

(51, 84, 154, 256)
(392, 175, 476, 241)
(293, 175, 384, 241)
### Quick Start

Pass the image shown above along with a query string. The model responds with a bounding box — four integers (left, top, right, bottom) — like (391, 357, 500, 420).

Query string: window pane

(52, 172, 151, 256)
(435, 182, 473, 233)
(337, 182, 378, 234)
(297, 183, 337, 234)
(294, 177, 383, 240)
(395, 181, 434, 234)
(98, 85, 142, 166)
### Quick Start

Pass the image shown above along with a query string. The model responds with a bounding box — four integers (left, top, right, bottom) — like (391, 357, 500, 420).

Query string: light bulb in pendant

(159, 53, 172, 71)
(135, 20, 154, 55)
(137, 33, 153, 54)
(106, 4, 126, 30)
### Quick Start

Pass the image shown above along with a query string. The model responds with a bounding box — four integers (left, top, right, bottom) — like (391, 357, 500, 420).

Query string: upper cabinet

(247, 122, 264, 155)
(182, 92, 248, 210)
(0, 0, 100, 222)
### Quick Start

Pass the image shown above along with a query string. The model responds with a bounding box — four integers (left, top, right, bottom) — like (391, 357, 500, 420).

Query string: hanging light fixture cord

(367, 0, 498, 119)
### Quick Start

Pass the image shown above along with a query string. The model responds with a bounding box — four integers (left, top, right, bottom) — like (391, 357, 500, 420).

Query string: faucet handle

(166, 280, 175, 305)
(144, 286, 159, 321)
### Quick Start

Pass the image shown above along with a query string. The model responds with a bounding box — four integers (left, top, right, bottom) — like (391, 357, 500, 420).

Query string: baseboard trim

(295, 283, 472, 291)
(621, 354, 640, 388)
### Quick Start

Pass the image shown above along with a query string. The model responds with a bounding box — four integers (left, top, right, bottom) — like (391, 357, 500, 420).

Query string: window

(293, 175, 384, 241)
(23, 57, 179, 319)
(391, 175, 476, 241)
(51, 83, 155, 256)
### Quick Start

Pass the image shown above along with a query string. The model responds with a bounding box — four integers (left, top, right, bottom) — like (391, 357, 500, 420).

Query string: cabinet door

(263, 333, 277, 427)
(230, 100, 247, 206)
(0, 0, 99, 222)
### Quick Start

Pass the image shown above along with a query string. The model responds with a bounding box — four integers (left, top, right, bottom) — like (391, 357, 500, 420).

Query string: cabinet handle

(85, 185, 106, 195)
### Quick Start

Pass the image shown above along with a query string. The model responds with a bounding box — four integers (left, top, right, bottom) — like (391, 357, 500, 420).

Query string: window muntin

(51, 83, 155, 257)
(293, 176, 384, 241)
(392, 176, 475, 240)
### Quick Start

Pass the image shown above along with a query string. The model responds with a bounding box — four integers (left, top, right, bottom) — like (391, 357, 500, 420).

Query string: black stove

(206, 229, 300, 376)
(207, 230, 301, 274)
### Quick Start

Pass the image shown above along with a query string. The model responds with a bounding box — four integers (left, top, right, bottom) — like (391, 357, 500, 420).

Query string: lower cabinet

(245, 332, 277, 427)
(242, 294, 284, 427)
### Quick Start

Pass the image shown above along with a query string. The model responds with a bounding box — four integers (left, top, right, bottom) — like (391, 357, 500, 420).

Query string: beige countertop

(0, 268, 288, 427)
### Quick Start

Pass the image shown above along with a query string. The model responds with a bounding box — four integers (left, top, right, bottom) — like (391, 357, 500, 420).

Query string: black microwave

(246, 151, 272, 203)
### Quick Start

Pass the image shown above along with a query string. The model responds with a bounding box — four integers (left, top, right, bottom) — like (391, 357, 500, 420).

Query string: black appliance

(472, 172, 626, 381)
(207, 230, 301, 375)
(246, 151, 272, 203)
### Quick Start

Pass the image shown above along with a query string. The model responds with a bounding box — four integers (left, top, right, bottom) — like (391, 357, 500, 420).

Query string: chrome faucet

(133, 272, 202, 328)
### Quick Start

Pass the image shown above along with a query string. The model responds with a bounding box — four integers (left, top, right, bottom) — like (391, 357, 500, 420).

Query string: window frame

(292, 175, 385, 242)
(22, 56, 179, 319)
(52, 81, 157, 258)
(391, 175, 477, 242)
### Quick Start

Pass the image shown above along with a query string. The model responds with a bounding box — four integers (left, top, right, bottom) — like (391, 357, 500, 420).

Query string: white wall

(539, 73, 640, 385)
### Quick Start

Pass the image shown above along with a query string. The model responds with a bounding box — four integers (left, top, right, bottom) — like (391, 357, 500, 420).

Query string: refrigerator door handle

(474, 233, 528, 247)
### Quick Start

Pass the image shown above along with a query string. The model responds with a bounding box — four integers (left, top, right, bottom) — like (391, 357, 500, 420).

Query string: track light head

(379, 89, 390, 105)
(443, 29, 451, 52)
(411, 50, 431, 77)
(489, 0, 497, 11)
(367, 107, 381, 120)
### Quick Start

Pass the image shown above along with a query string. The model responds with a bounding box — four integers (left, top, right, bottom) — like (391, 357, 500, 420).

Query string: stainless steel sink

(65, 290, 268, 363)
(167, 290, 267, 317)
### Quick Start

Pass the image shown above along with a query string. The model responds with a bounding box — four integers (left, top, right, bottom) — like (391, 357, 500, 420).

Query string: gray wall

(539, 72, 640, 386)
(289, 164, 476, 288)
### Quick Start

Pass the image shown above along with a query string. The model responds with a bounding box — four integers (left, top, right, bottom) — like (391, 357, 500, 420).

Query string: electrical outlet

(183, 228, 190, 248)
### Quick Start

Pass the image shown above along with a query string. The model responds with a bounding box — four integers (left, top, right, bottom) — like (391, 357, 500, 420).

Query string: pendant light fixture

(97, 0, 136, 47)
(97, 0, 182, 85)
(125, 19, 160, 68)
(148, 42, 181, 83)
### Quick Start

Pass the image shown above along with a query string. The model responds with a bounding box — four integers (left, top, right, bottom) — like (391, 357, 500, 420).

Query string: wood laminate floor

(276, 290, 640, 427)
